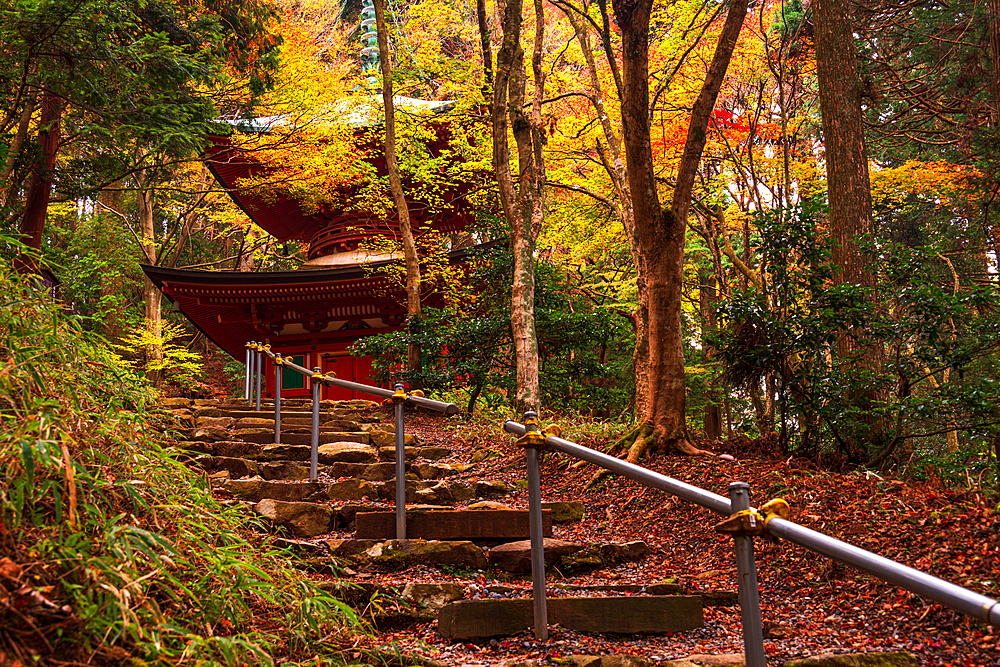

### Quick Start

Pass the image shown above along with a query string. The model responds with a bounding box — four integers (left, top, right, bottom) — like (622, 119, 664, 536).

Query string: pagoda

(144, 93, 488, 399)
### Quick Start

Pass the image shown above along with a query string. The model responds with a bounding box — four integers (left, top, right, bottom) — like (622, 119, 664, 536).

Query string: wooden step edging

(355, 509, 553, 540)
(437, 595, 704, 639)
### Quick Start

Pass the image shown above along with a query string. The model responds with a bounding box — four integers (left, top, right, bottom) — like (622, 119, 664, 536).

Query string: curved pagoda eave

(142, 241, 499, 360)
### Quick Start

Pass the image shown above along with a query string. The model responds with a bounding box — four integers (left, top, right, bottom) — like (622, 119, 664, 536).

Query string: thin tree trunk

(487, 0, 544, 411)
(0, 93, 36, 209)
(15, 90, 60, 274)
(990, 0, 1000, 126)
(476, 0, 493, 93)
(700, 268, 721, 441)
(561, 6, 648, 418)
(814, 0, 886, 462)
(374, 0, 422, 377)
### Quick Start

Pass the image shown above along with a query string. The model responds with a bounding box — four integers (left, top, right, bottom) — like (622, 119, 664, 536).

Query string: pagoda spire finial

(360, 0, 380, 87)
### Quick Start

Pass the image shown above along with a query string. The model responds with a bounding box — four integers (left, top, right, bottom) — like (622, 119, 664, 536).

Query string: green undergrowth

(0, 268, 365, 665)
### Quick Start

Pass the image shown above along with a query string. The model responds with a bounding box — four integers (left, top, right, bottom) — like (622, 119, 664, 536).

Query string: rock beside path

(255, 499, 333, 537)
(400, 582, 465, 609)
(365, 539, 487, 570)
(488, 538, 584, 573)
(541, 500, 586, 523)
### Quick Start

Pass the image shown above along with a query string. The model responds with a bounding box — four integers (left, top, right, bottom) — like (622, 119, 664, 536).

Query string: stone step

(236, 430, 369, 446)
(225, 479, 324, 502)
(224, 474, 488, 506)
(355, 509, 553, 541)
(437, 595, 704, 639)
(224, 410, 346, 421)
(233, 417, 364, 430)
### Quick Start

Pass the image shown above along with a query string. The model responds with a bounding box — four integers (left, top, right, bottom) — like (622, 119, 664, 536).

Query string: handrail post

(728, 481, 766, 667)
(255, 345, 263, 412)
(523, 411, 549, 641)
(244, 344, 252, 400)
(273, 354, 282, 444)
(248, 342, 257, 404)
(393, 383, 407, 541)
(310, 368, 321, 482)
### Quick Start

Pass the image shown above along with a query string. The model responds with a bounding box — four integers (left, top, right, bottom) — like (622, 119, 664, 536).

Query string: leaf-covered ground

(342, 412, 1000, 666)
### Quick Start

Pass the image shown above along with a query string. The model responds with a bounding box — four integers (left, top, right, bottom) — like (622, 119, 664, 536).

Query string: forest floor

(304, 410, 1000, 667)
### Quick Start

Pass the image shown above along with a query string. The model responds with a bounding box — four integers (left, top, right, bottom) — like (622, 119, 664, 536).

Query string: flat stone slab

(175, 441, 213, 455)
(664, 656, 745, 667)
(378, 446, 420, 461)
(189, 427, 229, 442)
(323, 538, 382, 556)
(355, 509, 553, 540)
(411, 462, 461, 480)
(328, 479, 378, 501)
(361, 462, 404, 481)
(259, 444, 312, 462)
(569, 656, 661, 667)
(438, 595, 703, 639)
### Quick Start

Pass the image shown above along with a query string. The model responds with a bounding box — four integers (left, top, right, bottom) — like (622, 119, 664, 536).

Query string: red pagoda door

(322, 354, 378, 400)
(324, 356, 355, 400)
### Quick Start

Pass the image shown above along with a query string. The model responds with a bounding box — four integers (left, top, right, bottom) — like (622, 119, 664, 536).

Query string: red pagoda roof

(204, 115, 485, 260)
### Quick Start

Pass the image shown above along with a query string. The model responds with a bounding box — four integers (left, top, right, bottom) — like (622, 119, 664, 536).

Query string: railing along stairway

(244, 341, 457, 541)
(502, 413, 1000, 667)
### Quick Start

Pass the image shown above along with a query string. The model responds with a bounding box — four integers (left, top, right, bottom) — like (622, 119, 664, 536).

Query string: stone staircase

(164, 395, 714, 644)
(160, 397, 927, 667)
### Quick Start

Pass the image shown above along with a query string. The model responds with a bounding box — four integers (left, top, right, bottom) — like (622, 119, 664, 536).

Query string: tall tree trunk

(487, 0, 545, 411)
(814, 0, 886, 463)
(700, 267, 721, 441)
(137, 172, 163, 386)
(15, 91, 61, 274)
(990, 0, 1000, 126)
(561, 6, 648, 418)
(374, 0, 422, 377)
(612, 0, 747, 461)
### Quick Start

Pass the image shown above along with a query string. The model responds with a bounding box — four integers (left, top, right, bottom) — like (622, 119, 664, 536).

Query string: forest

(4, 0, 998, 480)
(2, 0, 1000, 663)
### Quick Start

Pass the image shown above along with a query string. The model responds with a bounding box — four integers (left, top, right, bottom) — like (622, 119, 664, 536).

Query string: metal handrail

(502, 416, 1000, 664)
(241, 341, 458, 541)
(274, 352, 459, 415)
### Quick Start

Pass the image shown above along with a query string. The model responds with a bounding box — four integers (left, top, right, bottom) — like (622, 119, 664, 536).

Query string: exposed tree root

(586, 420, 713, 489)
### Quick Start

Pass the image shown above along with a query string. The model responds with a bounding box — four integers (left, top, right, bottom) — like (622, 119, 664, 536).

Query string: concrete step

(355, 509, 553, 541)
(437, 595, 704, 639)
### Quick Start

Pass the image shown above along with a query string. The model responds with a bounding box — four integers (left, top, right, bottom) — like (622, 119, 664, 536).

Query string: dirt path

(355, 412, 1000, 666)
